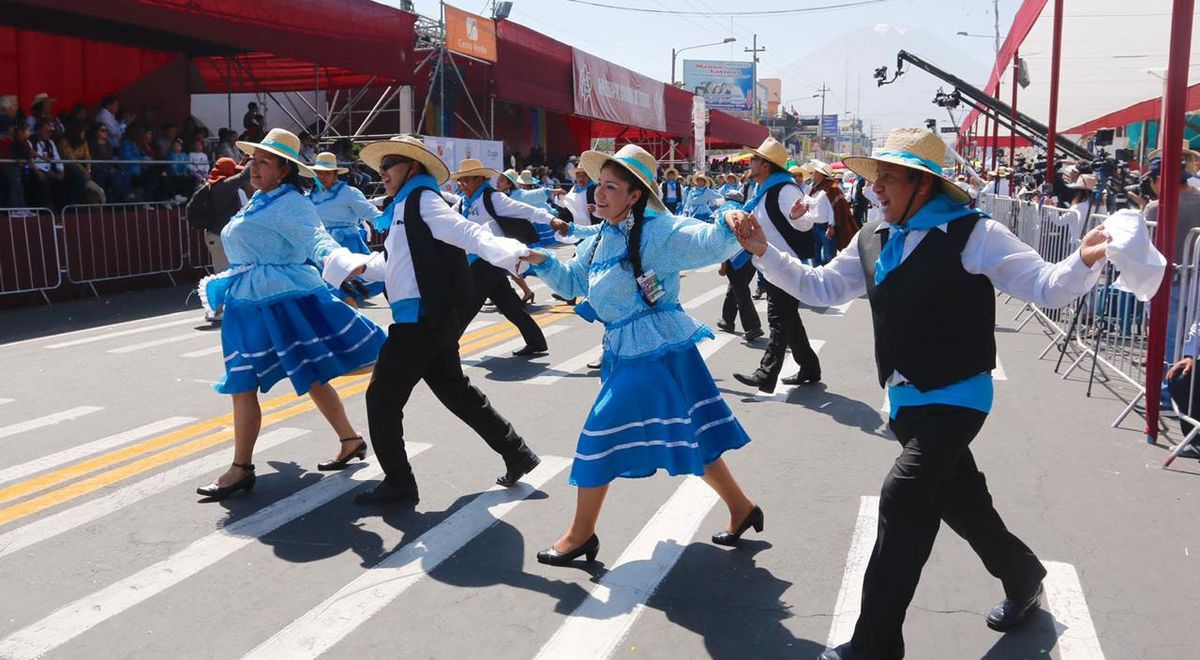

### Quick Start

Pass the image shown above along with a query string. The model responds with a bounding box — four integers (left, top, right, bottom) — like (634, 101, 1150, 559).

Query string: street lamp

(956, 30, 999, 56)
(671, 37, 736, 86)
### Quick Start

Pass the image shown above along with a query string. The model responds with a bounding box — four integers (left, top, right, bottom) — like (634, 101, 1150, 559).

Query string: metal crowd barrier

(0, 208, 61, 303)
(60, 202, 188, 297)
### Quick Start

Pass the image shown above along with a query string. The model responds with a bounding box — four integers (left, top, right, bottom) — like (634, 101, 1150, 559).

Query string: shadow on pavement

(0, 283, 203, 345)
(981, 608, 1063, 659)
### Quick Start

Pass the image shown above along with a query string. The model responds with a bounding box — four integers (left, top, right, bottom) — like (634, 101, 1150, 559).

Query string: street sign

(940, 126, 958, 134)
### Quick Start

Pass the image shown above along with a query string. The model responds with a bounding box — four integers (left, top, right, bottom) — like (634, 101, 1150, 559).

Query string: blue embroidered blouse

(308, 181, 382, 228)
(530, 214, 742, 361)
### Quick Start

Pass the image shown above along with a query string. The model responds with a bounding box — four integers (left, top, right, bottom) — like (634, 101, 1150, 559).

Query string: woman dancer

(522, 145, 763, 565)
(195, 128, 387, 500)
(306, 151, 385, 303)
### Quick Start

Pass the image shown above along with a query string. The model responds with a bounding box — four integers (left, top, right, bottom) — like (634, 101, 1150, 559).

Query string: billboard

(444, 4, 496, 63)
(821, 114, 839, 135)
(422, 135, 504, 175)
(573, 48, 666, 132)
(681, 60, 754, 114)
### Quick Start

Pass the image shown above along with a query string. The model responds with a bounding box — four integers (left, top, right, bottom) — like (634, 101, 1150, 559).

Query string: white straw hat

(744, 137, 791, 170)
(806, 159, 835, 178)
(500, 168, 521, 187)
(450, 158, 501, 180)
(309, 151, 349, 175)
(579, 144, 666, 212)
(842, 127, 970, 205)
(236, 128, 315, 178)
(359, 134, 451, 184)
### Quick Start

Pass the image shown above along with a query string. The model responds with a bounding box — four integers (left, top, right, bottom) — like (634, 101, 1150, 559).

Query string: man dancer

(328, 136, 541, 505)
(660, 167, 684, 214)
(729, 128, 1109, 660)
(731, 137, 822, 393)
(450, 157, 567, 357)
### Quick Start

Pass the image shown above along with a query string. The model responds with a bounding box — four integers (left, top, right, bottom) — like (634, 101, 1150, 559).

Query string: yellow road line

(0, 310, 573, 526)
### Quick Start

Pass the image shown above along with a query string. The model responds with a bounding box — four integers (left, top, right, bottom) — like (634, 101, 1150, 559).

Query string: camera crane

(874, 50, 1092, 162)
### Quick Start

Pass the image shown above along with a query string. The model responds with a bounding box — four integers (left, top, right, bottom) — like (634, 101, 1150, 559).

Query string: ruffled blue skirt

(569, 343, 751, 487)
(215, 286, 386, 395)
(328, 225, 385, 301)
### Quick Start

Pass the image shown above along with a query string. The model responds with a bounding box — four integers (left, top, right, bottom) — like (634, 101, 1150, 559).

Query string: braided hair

(598, 160, 656, 306)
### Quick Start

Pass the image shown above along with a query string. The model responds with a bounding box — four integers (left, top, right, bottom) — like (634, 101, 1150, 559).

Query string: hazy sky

(375, 0, 1024, 133)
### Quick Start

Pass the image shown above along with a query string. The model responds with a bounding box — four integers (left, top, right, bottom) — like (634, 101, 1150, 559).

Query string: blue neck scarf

(742, 171, 794, 212)
(462, 181, 493, 212)
(374, 173, 440, 232)
(572, 180, 595, 194)
(874, 192, 983, 285)
(310, 180, 345, 205)
(243, 183, 295, 218)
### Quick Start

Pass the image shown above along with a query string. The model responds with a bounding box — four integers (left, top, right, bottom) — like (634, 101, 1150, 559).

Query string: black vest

(481, 190, 541, 244)
(401, 188, 474, 324)
(763, 183, 815, 260)
(857, 216, 995, 391)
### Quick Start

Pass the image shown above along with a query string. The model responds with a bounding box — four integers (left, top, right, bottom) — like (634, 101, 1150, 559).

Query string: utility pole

(994, 0, 1001, 57)
(744, 34, 765, 119)
(816, 83, 830, 142)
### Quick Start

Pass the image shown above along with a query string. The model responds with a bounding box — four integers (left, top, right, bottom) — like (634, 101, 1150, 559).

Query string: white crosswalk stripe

(525, 344, 603, 385)
(461, 324, 570, 367)
(0, 406, 104, 441)
(107, 331, 210, 354)
(994, 354, 1008, 381)
(0, 417, 195, 487)
(752, 340, 827, 401)
(0, 398, 13, 406)
(44, 318, 199, 349)
(534, 476, 719, 660)
(681, 284, 727, 311)
(826, 496, 879, 650)
(241, 456, 570, 660)
(181, 345, 223, 359)
(1043, 561, 1106, 659)
(0, 445, 431, 660)
(0, 427, 308, 561)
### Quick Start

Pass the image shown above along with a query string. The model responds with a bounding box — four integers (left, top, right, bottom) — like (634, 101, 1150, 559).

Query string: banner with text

(681, 59, 753, 115)
(821, 114, 839, 135)
(444, 4, 497, 62)
(572, 48, 666, 132)
(422, 135, 504, 175)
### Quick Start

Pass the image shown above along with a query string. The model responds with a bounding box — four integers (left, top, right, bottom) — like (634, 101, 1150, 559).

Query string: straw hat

(1067, 174, 1097, 191)
(359, 134, 450, 184)
(450, 158, 500, 180)
(807, 159, 835, 178)
(1148, 140, 1200, 162)
(724, 173, 739, 182)
(744, 137, 791, 171)
(309, 151, 349, 175)
(787, 165, 805, 177)
(843, 127, 969, 205)
(692, 173, 712, 187)
(518, 169, 540, 185)
(31, 92, 55, 106)
(665, 167, 679, 177)
(236, 128, 315, 178)
(579, 144, 667, 212)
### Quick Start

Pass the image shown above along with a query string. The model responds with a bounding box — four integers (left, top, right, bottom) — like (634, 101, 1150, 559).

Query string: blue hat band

(875, 150, 944, 175)
(259, 139, 303, 162)
(617, 155, 655, 182)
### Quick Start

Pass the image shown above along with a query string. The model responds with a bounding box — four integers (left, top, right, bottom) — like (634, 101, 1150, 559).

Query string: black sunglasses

(379, 155, 414, 171)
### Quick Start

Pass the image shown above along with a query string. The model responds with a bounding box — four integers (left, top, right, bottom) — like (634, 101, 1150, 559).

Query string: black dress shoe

(196, 462, 255, 500)
(743, 327, 764, 341)
(733, 371, 776, 394)
(818, 643, 855, 660)
(551, 294, 577, 305)
(512, 344, 549, 357)
(716, 319, 736, 333)
(986, 583, 1043, 631)
(586, 358, 603, 370)
(537, 534, 599, 566)
(497, 451, 541, 487)
(317, 437, 368, 471)
(712, 505, 764, 546)
(781, 369, 821, 386)
(354, 481, 419, 505)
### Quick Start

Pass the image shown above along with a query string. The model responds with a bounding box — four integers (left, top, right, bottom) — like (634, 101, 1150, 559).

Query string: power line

(564, 0, 887, 16)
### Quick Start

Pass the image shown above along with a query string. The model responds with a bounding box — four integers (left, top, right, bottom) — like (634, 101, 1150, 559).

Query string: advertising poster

(681, 59, 754, 114)
(573, 48, 666, 132)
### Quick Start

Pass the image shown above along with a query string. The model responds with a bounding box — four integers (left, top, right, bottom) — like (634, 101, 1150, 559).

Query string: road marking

(534, 476, 719, 660)
(1043, 561, 1105, 660)
(107, 332, 210, 354)
(0, 428, 308, 560)
(820, 301, 854, 316)
(44, 318, 199, 349)
(181, 345, 223, 359)
(0, 417, 195, 487)
(0, 445, 430, 660)
(241, 456, 571, 660)
(0, 406, 104, 441)
(463, 319, 497, 335)
(826, 496, 879, 650)
(682, 284, 727, 311)
(697, 333, 736, 361)
(461, 325, 570, 368)
(526, 344, 603, 385)
(0, 310, 199, 350)
(994, 355, 1008, 381)
(0, 398, 13, 406)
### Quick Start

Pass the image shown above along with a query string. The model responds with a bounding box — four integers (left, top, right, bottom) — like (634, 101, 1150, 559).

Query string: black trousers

(461, 259, 547, 349)
(851, 404, 1046, 659)
(720, 260, 761, 332)
(365, 315, 532, 489)
(757, 282, 820, 379)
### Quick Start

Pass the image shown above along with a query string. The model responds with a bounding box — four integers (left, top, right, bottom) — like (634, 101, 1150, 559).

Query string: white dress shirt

(463, 188, 557, 237)
(749, 182, 812, 260)
(797, 189, 835, 226)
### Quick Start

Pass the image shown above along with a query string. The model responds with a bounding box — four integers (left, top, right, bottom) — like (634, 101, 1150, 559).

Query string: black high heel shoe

(712, 505, 764, 546)
(196, 462, 255, 500)
(317, 436, 368, 471)
(537, 534, 599, 566)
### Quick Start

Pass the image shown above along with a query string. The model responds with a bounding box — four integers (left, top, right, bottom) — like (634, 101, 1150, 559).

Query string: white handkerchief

(321, 248, 372, 288)
(1104, 209, 1166, 301)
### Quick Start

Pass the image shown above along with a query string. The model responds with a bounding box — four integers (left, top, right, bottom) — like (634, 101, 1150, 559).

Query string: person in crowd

(795, 160, 839, 265)
(731, 137, 822, 393)
(789, 164, 811, 195)
(25, 93, 62, 136)
(660, 167, 684, 214)
(305, 151, 384, 305)
(58, 122, 105, 204)
(716, 186, 764, 342)
(983, 166, 1012, 196)
(186, 156, 255, 321)
(563, 154, 578, 182)
(155, 123, 179, 160)
(729, 127, 1109, 660)
(119, 124, 163, 202)
(1165, 325, 1200, 459)
(215, 128, 240, 161)
(851, 170, 872, 227)
(166, 138, 196, 203)
(681, 173, 723, 222)
(718, 172, 740, 197)
(88, 122, 132, 202)
(449, 157, 571, 356)
(28, 119, 65, 208)
(194, 128, 387, 500)
(187, 137, 211, 185)
(0, 95, 25, 209)
(64, 102, 89, 133)
(242, 102, 264, 140)
(559, 165, 599, 227)
(96, 96, 122, 148)
(299, 131, 318, 163)
(521, 144, 762, 566)
(319, 135, 541, 506)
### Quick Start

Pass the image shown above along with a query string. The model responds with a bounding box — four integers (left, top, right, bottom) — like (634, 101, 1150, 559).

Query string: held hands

(343, 265, 366, 284)
(521, 250, 548, 265)
(550, 218, 570, 236)
(587, 203, 597, 215)
(724, 210, 768, 257)
(789, 197, 805, 220)
(1079, 224, 1111, 268)
(1167, 356, 1195, 381)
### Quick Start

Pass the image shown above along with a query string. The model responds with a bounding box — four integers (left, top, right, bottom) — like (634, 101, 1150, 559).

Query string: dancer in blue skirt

(522, 144, 763, 566)
(306, 151, 385, 303)
(195, 128, 387, 501)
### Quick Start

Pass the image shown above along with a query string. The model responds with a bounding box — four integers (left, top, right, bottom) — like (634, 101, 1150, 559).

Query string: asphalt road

(0, 259, 1196, 660)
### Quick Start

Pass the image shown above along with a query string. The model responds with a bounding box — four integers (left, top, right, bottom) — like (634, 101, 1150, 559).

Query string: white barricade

(0, 208, 61, 303)
(60, 202, 187, 296)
